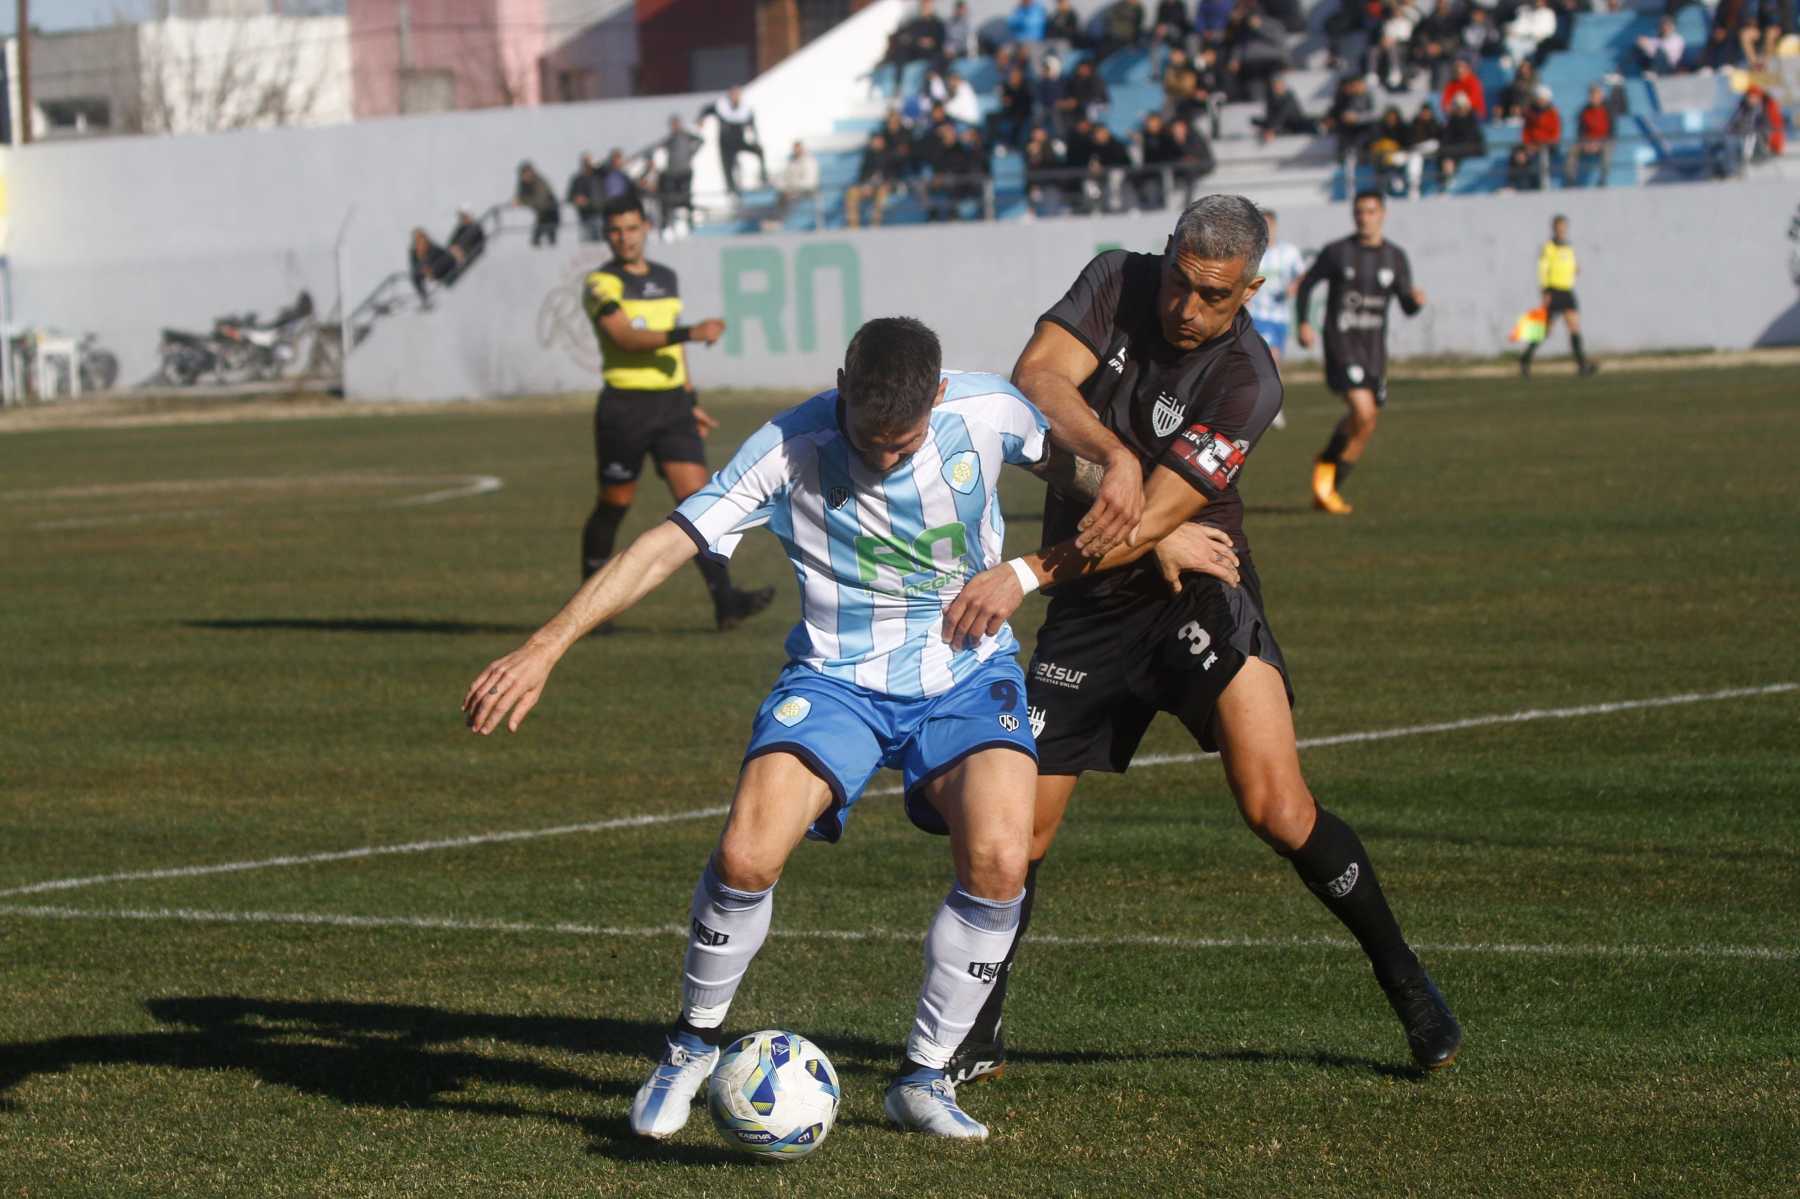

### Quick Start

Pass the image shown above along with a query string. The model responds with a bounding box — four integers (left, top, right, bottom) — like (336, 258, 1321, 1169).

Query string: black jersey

(1294, 235, 1419, 380)
(1039, 250, 1284, 606)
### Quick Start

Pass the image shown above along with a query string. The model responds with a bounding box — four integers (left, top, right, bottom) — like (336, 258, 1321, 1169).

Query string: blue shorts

(1252, 317, 1289, 353)
(743, 655, 1037, 843)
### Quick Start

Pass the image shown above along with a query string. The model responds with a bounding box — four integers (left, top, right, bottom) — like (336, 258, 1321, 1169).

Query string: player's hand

(1154, 524, 1239, 594)
(1296, 323, 1316, 350)
(1412, 287, 1427, 308)
(1076, 452, 1144, 556)
(693, 404, 720, 437)
(463, 643, 559, 735)
(941, 565, 1025, 651)
(693, 318, 726, 346)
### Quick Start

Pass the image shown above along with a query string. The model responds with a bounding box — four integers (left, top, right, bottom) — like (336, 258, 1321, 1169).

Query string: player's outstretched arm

(1028, 444, 1106, 501)
(941, 467, 1237, 650)
(462, 521, 697, 735)
(1012, 320, 1143, 556)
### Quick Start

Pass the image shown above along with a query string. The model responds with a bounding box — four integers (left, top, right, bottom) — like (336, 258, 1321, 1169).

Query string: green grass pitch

(2, 363, 1797, 1196)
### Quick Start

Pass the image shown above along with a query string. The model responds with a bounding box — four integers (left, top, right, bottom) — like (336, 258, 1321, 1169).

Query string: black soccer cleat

(715, 585, 775, 632)
(1382, 970, 1462, 1070)
(1578, 362, 1600, 377)
(945, 1035, 1006, 1086)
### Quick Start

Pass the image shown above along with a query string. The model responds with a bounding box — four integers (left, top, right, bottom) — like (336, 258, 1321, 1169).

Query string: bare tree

(136, 13, 334, 135)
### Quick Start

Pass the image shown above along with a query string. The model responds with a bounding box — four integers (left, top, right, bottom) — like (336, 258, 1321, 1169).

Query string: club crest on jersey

(827, 486, 851, 510)
(771, 696, 811, 727)
(1377, 267, 1394, 288)
(1152, 392, 1185, 438)
(942, 450, 980, 495)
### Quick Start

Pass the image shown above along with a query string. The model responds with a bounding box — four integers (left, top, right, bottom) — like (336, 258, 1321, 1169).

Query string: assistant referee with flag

(1520, 214, 1599, 380)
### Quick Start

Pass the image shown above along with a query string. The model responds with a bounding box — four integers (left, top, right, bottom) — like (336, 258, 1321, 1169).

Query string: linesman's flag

(1509, 307, 1548, 344)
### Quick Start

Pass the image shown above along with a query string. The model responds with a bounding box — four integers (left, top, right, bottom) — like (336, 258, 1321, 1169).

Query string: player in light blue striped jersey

(463, 317, 1052, 1142)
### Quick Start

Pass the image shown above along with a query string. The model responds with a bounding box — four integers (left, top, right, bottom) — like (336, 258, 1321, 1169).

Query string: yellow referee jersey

(1538, 241, 1577, 292)
(582, 260, 687, 390)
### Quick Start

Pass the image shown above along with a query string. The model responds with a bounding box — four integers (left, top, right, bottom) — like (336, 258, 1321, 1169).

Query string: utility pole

(14, 0, 29, 144)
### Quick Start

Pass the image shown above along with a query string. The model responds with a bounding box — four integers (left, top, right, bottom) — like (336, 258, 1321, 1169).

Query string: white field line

(22, 473, 503, 530)
(2, 903, 1795, 964)
(1, 681, 1792, 901)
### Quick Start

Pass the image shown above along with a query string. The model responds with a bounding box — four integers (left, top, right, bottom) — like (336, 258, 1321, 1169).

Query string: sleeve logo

(1171, 423, 1247, 490)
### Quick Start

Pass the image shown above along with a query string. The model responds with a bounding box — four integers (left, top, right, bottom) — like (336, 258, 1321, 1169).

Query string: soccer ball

(706, 1030, 840, 1160)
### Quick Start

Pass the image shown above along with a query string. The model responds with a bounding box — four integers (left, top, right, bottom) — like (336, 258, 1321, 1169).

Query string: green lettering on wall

(722, 247, 787, 356)
(794, 243, 863, 354)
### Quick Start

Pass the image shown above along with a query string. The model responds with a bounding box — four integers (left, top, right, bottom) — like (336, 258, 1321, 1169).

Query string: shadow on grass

(0, 996, 894, 1166)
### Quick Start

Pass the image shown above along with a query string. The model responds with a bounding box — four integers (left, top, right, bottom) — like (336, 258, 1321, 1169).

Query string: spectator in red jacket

(1569, 84, 1612, 186)
(1522, 86, 1562, 148)
(1441, 57, 1487, 122)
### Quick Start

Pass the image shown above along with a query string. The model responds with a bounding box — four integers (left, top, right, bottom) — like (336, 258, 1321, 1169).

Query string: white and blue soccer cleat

(629, 1034, 720, 1139)
(882, 1069, 989, 1140)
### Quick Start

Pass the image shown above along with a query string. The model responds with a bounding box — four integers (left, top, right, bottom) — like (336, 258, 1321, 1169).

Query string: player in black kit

(1295, 190, 1425, 515)
(938, 195, 1461, 1084)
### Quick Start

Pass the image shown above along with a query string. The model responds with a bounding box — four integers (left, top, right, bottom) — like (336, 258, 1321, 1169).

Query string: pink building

(350, 0, 549, 119)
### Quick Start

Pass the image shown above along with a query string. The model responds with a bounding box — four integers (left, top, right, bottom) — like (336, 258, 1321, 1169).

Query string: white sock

(679, 861, 774, 1030)
(906, 885, 1024, 1069)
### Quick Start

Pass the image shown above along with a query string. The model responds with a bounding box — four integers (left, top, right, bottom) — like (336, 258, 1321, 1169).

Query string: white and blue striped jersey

(1249, 241, 1306, 327)
(672, 371, 1050, 699)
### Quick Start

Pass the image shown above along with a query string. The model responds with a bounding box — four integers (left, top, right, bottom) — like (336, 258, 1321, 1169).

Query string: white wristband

(1007, 557, 1040, 595)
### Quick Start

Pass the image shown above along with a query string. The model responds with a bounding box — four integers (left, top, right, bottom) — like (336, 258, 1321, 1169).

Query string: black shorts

(1027, 560, 1294, 776)
(594, 386, 707, 485)
(1324, 358, 1389, 407)
(1544, 288, 1578, 315)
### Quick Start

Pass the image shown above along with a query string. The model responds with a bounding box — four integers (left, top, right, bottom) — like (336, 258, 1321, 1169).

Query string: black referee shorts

(594, 385, 708, 486)
(1544, 288, 1578, 315)
(1026, 560, 1294, 776)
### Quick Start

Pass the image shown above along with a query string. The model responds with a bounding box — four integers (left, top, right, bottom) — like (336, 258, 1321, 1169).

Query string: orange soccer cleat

(1314, 489, 1354, 515)
(1311, 459, 1337, 505)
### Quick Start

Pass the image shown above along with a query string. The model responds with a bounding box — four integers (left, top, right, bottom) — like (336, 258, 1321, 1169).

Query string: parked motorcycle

(214, 291, 316, 382)
(77, 333, 120, 392)
(157, 327, 227, 387)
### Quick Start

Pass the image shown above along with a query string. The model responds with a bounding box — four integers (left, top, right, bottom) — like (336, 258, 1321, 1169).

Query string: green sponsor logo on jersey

(854, 522, 971, 596)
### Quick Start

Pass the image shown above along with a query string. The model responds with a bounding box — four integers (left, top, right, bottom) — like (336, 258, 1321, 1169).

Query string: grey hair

(1171, 194, 1269, 281)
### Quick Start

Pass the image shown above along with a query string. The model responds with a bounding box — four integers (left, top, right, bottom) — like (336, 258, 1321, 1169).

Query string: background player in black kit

(1295, 190, 1426, 516)
(939, 195, 1461, 1083)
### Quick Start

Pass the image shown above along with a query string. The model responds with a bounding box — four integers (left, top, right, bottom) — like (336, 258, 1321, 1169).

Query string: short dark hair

(1353, 189, 1386, 206)
(841, 317, 942, 432)
(602, 194, 645, 223)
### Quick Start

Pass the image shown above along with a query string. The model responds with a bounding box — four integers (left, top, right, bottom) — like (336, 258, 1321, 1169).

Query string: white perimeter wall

(346, 178, 1800, 400)
(5, 80, 1797, 394)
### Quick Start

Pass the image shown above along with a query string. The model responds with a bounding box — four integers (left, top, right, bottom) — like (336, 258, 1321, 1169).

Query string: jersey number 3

(1177, 621, 1213, 656)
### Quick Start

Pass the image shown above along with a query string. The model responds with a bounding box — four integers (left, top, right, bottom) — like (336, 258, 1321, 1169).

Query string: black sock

(695, 555, 735, 605)
(1570, 332, 1586, 367)
(1333, 459, 1356, 490)
(1282, 808, 1418, 987)
(1319, 428, 1351, 465)
(582, 502, 629, 579)
(963, 858, 1041, 1048)
(1521, 341, 1538, 366)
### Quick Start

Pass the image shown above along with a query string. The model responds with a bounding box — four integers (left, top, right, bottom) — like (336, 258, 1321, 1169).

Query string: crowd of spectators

(1636, 2, 1795, 75)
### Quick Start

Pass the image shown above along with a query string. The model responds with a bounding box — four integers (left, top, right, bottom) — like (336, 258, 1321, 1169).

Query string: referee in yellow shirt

(580, 194, 772, 631)
(1521, 214, 1598, 379)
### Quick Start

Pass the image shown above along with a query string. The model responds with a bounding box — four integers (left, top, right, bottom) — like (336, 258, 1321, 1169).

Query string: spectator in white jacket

(1504, 0, 1558, 66)
(773, 141, 821, 226)
(943, 70, 982, 127)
